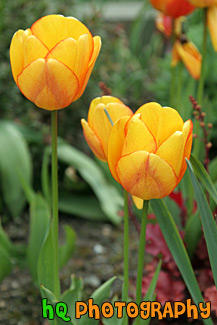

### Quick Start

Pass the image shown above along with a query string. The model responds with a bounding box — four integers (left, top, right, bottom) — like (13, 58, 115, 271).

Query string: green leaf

(187, 159, 217, 289)
(59, 192, 107, 221)
(0, 222, 13, 254)
(40, 284, 58, 304)
(61, 275, 83, 325)
(0, 121, 32, 218)
(140, 260, 161, 325)
(151, 199, 213, 325)
(41, 147, 51, 205)
(27, 194, 50, 282)
(79, 276, 117, 325)
(102, 296, 123, 325)
(185, 211, 202, 260)
(0, 245, 12, 282)
(59, 225, 76, 269)
(38, 227, 55, 294)
(190, 154, 217, 205)
(209, 156, 217, 183)
(57, 143, 123, 224)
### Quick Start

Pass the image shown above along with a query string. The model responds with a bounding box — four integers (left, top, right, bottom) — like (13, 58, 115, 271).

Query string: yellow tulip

(187, 0, 217, 8)
(81, 96, 133, 161)
(171, 39, 202, 80)
(207, 5, 217, 51)
(10, 15, 101, 110)
(108, 103, 193, 200)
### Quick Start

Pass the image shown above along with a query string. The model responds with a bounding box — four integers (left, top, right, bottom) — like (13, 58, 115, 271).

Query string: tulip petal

(108, 116, 130, 182)
(132, 196, 144, 210)
(10, 29, 32, 82)
(188, 0, 217, 8)
(76, 34, 94, 85)
(176, 41, 201, 79)
(122, 115, 157, 156)
(17, 58, 79, 110)
(31, 15, 92, 50)
(171, 41, 180, 67)
(91, 104, 113, 158)
(156, 131, 184, 177)
(106, 102, 133, 122)
(177, 120, 193, 183)
(88, 96, 122, 126)
(73, 36, 101, 101)
(116, 151, 177, 200)
(24, 35, 48, 66)
(207, 5, 217, 52)
(136, 102, 184, 147)
(46, 37, 78, 73)
(81, 119, 106, 161)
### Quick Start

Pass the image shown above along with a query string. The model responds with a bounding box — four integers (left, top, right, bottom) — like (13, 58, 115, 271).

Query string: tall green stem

(193, 8, 208, 158)
(135, 200, 149, 325)
(51, 110, 60, 299)
(177, 62, 183, 116)
(170, 19, 176, 108)
(123, 190, 129, 324)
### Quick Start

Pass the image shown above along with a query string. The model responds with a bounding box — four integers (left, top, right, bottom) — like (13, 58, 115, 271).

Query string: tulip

(150, 0, 195, 18)
(187, 0, 217, 8)
(207, 5, 217, 51)
(156, 13, 184, 38)
(81, 96, 133, 161)
(156, 13, 173, 38)
(171, 38, 202, 79)
(10, 14, 101, 110)
(108, 102, 193, 200)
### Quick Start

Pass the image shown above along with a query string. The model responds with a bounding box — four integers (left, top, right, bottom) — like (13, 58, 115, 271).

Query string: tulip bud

(81, 96, 133, 161)
(108, 102, 193, 200)
(10, 15, 101, 110)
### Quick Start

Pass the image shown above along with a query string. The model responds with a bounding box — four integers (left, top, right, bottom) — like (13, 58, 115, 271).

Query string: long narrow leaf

(140, 260, 162, 325)
(185, 211, 202, 259)
(0, 121, 32, 218)
(57, 143, 123, 224)
(79, 276, 117, 325)
(151, 199, 213, 325)
(27, 194, 50, 282)
(187, 159, 217, 289)
(0, 245, 12, 282)
(190, 154, 217, 205)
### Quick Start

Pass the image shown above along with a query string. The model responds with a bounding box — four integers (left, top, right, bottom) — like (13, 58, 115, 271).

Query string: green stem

(123, 190, 129, 324)
(177, 62, 183, 116)
(193, 8, 208, 158)
(51, 110, 60, 299)
(170, 66, 176, 108)
(170, 18, 176, 108)
(134, 200, 149, 325)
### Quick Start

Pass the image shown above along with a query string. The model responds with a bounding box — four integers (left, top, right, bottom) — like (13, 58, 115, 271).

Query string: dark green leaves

(0, 121, 32, 218)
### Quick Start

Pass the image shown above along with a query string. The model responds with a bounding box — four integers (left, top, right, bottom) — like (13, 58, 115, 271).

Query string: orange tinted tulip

(187, 0, 217, 8)
(207, 5, 217, 51)
(156, 13, 184, 38)
(172, 39, 202, 79)
(81, 96, 133, 161)
(108, 103, 193, 200)
(10, 15, 101, 110)
(150, 0, 195, 18)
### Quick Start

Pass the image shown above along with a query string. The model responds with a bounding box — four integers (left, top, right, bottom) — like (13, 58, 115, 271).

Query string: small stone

(84, 275, 100, 288)
(93, 244, 105, 254)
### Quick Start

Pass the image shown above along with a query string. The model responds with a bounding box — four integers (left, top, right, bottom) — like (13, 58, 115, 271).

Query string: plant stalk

(135, 200, 149, 325)
(193, 8, 208, 158)
(123, 190, 129, 324)
(51, 110, 60, 299)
